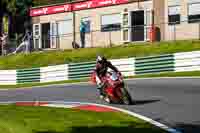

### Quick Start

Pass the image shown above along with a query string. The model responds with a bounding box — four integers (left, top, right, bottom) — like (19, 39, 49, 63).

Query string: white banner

(101, 13, 121, 25)
(188, 3, 200, 15)
(168, 0, 181, 6)
(168, 6, 180, 15)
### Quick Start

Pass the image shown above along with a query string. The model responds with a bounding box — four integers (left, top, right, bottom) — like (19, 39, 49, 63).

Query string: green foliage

(0, 0, 33, 37)
(3, 15, 8, 33)
(0, 0, 17, 15)
(6, 0, 17, 15)
(16, 0, 32, 16)
(32, 0, 81, 7)
(33, 0, 67, 7)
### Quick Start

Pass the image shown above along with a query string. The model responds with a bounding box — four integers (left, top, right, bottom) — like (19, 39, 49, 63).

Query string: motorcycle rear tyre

(120, 87, 132, 105)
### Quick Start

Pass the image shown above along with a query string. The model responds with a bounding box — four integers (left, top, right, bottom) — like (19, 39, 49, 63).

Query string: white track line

(84, 103, 182, 133)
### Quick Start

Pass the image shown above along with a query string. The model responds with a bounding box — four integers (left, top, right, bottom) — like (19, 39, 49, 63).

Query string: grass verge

(0, 105, 165, 133)
(0, 40, 200, 70)
(0, 71, 199, 89)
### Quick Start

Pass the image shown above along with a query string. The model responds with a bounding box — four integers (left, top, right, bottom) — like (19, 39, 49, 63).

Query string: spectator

(26, 29, 32, 53)
(0, 33, 7, 55)
(80, 20, 86, 48)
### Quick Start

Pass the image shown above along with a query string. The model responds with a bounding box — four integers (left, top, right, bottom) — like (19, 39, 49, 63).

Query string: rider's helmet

(96, 55, 106, 64)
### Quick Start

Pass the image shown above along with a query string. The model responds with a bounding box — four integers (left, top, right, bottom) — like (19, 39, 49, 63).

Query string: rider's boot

(97, 84, 105, 99)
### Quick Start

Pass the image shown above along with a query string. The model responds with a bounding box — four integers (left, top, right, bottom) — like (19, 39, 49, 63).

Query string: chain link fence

(1, 19, 200, 56)
(52, 21, 200, 49)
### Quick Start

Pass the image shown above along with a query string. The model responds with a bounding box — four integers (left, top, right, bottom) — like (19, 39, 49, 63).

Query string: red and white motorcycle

(91, 71, 133, 105)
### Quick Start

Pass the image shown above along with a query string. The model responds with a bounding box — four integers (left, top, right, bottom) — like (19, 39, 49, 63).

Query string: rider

(94, 55, 120, 99)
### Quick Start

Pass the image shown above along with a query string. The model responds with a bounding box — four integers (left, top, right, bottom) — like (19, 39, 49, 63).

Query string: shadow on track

(35, 126, 163, 133)
(175, 123, 200, 133)
(104, 99, 161, 106)
(133, 99, 161, 105)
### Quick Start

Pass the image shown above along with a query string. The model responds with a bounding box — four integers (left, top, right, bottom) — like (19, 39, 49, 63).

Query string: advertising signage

(72, 1, 94, 11)
(30, 4, 71, 16)
(72, 0, 128, 11)
(30, 0, 129, 16)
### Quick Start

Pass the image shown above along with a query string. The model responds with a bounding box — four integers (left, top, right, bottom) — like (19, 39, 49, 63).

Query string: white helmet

(96, 55, 103, 62)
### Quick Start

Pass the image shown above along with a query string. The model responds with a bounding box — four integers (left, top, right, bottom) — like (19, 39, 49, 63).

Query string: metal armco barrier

(68, 61, 96, 80)
(135, 54, 174, 75)
(17, 68, 40, 83)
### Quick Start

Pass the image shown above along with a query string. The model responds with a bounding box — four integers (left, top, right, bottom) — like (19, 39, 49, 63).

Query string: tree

(33, 0, 66, 7)
(0, 0, 16, 38)
(6, 0, 17, 38)
(32, 0, 80, 7)
(16, 0, 32, 16)
(0, 0, 7, 35)
(16, 0, 33, 31)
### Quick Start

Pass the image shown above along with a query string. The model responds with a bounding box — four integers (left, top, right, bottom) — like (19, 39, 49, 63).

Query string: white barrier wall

(110, 58, 135, 76)
(40, 64, 68, 83)
(0, 51, 200, 85)
(174, 51, 200, 72)
(0, 70, 17, 85)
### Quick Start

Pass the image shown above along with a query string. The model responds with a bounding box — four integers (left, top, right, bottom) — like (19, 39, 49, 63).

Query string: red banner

(72, 0, 94, 11)
(30, 0, 129, 16)
(30, 4, 71, 16)
(94, 0, 129, 7)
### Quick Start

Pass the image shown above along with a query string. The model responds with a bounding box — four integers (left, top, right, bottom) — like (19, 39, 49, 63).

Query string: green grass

(0, 105, 165, 133)
(1, 40, 200, 70)
(0, 71, 199, 89)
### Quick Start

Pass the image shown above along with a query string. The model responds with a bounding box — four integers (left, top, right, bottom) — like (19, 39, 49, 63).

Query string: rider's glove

(117, 72, 122, 76)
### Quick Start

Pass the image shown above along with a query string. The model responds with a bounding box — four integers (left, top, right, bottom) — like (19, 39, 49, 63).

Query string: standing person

(0, 33, 2, 55)
(25, 29, 32, 53)
(0, 33, 7, 56)
(80, 20, 86, 48)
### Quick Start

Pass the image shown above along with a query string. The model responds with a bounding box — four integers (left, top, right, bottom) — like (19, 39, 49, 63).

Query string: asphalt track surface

(0, 78, 199, 133)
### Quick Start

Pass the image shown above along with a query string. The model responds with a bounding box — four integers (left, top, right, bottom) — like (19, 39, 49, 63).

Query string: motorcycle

(90, 71, 133, 105)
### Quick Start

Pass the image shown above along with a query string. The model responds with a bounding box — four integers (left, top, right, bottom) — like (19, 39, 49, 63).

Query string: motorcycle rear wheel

(120, 87, 132, 105)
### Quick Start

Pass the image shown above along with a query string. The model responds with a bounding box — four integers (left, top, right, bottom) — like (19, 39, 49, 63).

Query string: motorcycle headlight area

(110, 73, 118, 81)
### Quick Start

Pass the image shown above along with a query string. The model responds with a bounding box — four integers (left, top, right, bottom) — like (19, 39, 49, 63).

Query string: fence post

(0, 34, 7, 56)
(90, 30, 93, 48)
(199, 23, 200, 40)
(173, 23, 176, 41)
(73, 11, 76, 44)
(0, 40, 2, 56)
(109, 31, 111, 47)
